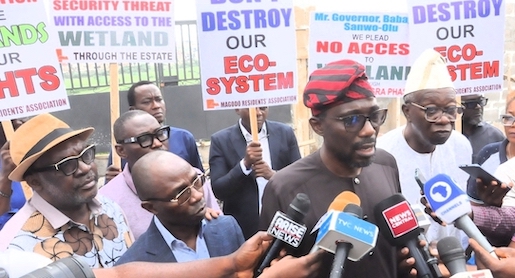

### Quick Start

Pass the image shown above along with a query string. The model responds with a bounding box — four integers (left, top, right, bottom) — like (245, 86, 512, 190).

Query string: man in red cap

(259, 60, 404, 277)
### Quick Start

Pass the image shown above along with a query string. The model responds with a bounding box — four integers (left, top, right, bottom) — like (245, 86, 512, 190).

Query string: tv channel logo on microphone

(267, 211, 307, 247)
(382, 201, 418, 238)
(423, 174, 471, 224)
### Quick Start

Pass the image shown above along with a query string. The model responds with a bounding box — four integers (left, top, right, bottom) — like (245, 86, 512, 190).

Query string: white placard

(49, 0, 176, 63)
(0, 1, 70, 121)
(196, 0, 298, 111)
(407, 0, 505, 95)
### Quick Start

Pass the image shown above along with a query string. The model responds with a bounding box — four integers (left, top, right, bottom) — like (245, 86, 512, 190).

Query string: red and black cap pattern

(303, 60, 375, 116)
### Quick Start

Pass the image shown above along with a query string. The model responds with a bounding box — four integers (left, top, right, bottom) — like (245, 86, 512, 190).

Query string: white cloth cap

(404, 49, 454, 96)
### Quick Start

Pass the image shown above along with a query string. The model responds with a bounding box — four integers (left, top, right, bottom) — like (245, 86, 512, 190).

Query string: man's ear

(25, 173, 43, 193)
(141, 201, 158, 215)
(309, 117, 324, 136)
(401, 103, 411, 122)
(115, 144, 127, 159)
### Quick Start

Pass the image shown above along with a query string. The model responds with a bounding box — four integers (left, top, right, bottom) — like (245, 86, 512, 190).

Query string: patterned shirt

(0, 192, 133, 268)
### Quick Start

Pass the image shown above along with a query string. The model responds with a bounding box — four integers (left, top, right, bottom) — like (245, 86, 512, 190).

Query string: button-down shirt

(154, 216, 210, 262)
(0, 192, 133, 268)
(238, 120, 271, 213)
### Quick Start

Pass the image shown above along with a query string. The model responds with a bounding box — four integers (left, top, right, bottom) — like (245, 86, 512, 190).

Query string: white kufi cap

(404, 49, 454, 96)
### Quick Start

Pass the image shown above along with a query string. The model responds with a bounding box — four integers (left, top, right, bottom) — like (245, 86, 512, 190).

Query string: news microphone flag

(412, 204, 431, 233)
(423, 174, 497, 258)
(313, 207, 378, 261)
(311, 191, 361, 234)
(266, 211, 307, 247)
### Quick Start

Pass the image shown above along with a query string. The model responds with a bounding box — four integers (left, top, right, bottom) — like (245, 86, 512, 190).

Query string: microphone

(329, 204, 367, 278)
(373, 193, 433, 278)
(256, 193, 311, 275)
(311, 191, 361, 235)
(423, 174, 498, 259)
(437, 236, 493, 278)
(312, 203, 378, 262)
(412, 204, 443, 278)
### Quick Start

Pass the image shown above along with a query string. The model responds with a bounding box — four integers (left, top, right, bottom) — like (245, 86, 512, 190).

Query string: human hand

(476, 178, 510, 207)
(243, 142, 262, 169)
(0, 141, 15, 178)
(104, 165, 122, 184)
(470, 238, 515, 278)
(232, 231, 273, 278)
(204, 207, 221, 221)
(420, 195, 446, 226)
(397, 238, 430, 278)
(260, 250, 324, 278)
(252, 160, 275, 180)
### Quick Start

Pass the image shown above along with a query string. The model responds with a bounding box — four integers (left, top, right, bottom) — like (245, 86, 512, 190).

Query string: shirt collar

(238, 119, 267, 142)
(29, 191, 102, 229)
(122, 164, 137, 194)
(154, 216, 207, 246)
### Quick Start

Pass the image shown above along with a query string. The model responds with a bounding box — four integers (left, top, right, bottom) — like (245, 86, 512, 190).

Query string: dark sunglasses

(117, 125, 170, 148)
(29, 144, 96, 176)
(461, 97, 488, 109)
(332, 109, 388, 132)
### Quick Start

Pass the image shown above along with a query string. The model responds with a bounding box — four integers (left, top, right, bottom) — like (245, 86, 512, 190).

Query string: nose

(76, 159, 93, 175)
(151, 136, 164, 149)
(436, 113, 453, 125)
(358, 119, 375, 137)
(189, 185, 204, 203)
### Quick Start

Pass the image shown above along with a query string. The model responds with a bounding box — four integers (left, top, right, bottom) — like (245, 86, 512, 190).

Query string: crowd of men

(1, 48, 515, 277)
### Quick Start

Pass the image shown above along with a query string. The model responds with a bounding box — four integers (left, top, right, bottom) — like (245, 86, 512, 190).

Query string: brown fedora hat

(9, 114, 94, 182)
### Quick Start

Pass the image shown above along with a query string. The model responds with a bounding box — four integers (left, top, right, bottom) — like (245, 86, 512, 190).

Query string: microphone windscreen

(328, 191, 361, 211)
(436, 236, 467, 275)
(343, 203, 363, 218)
(373, 193, 420, 245)
(287, 193, 311, 222)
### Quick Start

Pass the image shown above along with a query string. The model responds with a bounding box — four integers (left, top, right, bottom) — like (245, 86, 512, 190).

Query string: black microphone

(256, 193, 311, 275)
(329, 204, 363, 278)
(436, 237, 467, 275)
(374, 194, 434, 278)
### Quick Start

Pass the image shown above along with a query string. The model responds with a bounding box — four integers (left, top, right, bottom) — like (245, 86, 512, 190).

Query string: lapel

(229, 125, 247, 161)
(266, 122, 280, 169)
(144, 220, 177, 262)
(203, 219, 225, 257)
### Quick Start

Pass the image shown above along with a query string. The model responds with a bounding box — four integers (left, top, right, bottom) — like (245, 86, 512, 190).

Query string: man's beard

(336, 138, 376, 169)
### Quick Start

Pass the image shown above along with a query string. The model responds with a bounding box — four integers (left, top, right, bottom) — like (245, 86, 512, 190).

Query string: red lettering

(447, 61, 500, 81)
(224, 56, 238, 74)
(206, 78, 220, 95)
(347, 42, 408, 55)
(204, 72, 294, 94)
(434, 44, 478, 63)
(39, 65, 60, 91)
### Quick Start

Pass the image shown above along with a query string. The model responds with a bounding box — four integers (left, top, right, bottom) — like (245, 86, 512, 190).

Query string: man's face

(116, 114, 167, 166)
(461, 94, 485, 126)
(131, 84, 166, 124)
(235, 107, 268, 131)
(147, 164, 206, 226)
(313, 98, 381, 168)
(29, 137, 99, 210)
(406, 88, 457, 145)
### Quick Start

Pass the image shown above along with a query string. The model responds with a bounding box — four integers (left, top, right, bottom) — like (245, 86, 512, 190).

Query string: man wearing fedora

(0, 114, 133, 268)
(377, 49, 472, 246)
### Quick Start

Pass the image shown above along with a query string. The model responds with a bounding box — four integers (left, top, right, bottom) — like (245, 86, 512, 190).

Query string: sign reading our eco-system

(196, 0, 298, 111)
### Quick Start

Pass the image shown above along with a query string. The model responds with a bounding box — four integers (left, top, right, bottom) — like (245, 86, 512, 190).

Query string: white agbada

(377, 127, 472, 247)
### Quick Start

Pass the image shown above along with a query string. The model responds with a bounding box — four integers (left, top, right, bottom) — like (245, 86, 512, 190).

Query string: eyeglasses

(332, 109, 388, 132)
(409, 103, 463, 123)
(501, 114, 515, 126)
(461, 98, 488, 109)
(144, 172, 206, 206)
(30, 145, 96, 176)
(117, 125, 170, 148)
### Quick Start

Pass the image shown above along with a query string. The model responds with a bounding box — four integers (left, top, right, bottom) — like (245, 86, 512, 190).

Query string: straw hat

(9, 114, 94, 181)
(404, 49, 454, 97)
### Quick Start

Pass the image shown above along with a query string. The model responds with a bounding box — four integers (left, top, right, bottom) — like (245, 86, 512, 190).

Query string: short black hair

(113, 110, 149, 141)
(127, 81, 155, 106)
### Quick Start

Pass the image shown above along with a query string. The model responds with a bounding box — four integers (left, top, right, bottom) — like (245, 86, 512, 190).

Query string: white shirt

(238, 119, 272, 214)
(377, 126, 472, 248)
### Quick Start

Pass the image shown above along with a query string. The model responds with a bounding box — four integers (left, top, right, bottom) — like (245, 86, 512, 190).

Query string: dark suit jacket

(209, 120, 301, 239)
(115, 215, 245, 265)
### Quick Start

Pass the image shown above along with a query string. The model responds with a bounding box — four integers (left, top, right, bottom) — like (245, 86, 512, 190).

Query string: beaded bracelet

(0, 189, 12, 198)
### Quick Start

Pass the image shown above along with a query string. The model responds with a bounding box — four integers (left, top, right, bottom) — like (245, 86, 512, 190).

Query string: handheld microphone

(312, 191, 362, 234)
(256, 193, 311, 275)
(437, 236, 493, 278)
(423, 174, 498, 259)
(374, 194, 433, 278)
(329, 204, 365, 278)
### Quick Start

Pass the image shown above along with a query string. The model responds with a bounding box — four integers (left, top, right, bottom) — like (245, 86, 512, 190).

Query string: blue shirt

(153, 216, 210, 263)
(0, 162, 26, 230)
(107, 126, 204, 184)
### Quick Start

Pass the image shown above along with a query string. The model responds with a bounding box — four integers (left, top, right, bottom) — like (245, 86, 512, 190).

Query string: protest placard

(50, 0, 176, 63)
(407, 0, 505, 95)
(196, 0, 298, 111)
(0, 1, 69, 122)
(309, 11, 410, 97)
